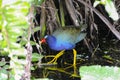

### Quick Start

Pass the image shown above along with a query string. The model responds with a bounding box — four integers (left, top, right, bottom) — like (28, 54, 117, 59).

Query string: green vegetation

(0, 0, 120, 80)
(80, 65, 120, 80)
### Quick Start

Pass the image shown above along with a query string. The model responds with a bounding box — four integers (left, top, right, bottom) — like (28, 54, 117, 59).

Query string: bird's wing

(52, 28, 81, 44)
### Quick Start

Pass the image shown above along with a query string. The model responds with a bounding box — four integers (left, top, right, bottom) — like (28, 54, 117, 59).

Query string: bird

(40, 25, 87, 75)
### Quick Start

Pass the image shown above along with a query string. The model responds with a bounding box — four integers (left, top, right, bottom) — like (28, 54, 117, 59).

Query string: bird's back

(52, 26, 86, 44)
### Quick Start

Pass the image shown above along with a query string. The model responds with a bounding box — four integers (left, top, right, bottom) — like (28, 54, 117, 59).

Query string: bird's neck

(46, 35, 56, 48)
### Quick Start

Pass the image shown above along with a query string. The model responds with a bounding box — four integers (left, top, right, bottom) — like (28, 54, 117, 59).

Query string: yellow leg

(73, 49, 77, 66)
(63, 49, 77, 77)
(47, 50, 65, 64)
(72, 49, 77, 76)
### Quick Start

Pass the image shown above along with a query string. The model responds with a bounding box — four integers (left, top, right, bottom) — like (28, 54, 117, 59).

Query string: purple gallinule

(40, 25, 87, 75)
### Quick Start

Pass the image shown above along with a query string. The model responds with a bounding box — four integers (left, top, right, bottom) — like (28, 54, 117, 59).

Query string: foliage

(94, 0, 119, 21)
(0, 0, 30, 79)
(80, 65, 120, 80)
(0, 0, 119, 79)
(0, 0, 30, 54)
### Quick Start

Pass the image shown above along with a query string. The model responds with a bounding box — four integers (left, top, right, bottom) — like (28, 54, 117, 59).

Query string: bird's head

(40, 35, 56, 49)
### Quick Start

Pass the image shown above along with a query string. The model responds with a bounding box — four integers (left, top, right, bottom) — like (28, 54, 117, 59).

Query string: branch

(77, 0, 120, 40)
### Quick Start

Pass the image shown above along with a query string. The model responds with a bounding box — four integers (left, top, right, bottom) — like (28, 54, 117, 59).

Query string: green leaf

(33, 27, 40, 33)
(30, 41, 36, 46)
(0, 61, 6, 66)
(0, 0, 2, 8)
(80, 65, 120, 80)
(10, 42, 21, 49)
(94, 0, 119, 21)
(34, 0, 45, 5)
(9, 48, 27, 57)
(103, 55, 113, 60)
(105, 0, 119, 21)
(0, 68, 8, 80)
(0, 40, 7, 48)
(3, 65, 9, 69)
(32, 53, 43, 62)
